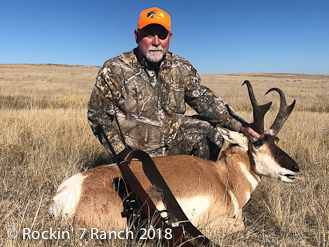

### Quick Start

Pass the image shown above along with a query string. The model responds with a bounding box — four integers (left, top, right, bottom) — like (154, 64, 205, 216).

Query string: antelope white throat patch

(238, 162, 259, 190)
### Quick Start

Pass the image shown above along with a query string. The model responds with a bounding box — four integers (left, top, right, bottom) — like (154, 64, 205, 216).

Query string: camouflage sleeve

(87, 66, 131, 158)
(184, 68, 244, 132)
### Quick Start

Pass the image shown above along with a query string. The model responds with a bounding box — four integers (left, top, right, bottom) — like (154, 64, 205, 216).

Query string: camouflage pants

(149, 115, 224, 161)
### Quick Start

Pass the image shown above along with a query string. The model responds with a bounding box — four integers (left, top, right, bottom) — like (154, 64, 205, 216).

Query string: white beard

(144, 46, 164, 63)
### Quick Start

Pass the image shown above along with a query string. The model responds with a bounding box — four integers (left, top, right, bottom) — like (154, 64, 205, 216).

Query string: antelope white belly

(156, 196, 212, 223)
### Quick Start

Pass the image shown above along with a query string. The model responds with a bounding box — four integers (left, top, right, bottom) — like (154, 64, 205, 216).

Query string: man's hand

(240, 123, 268, 139)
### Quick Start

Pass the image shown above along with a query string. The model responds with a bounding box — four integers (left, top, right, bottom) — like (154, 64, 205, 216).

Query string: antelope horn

(265, 88, 296, 135)
(243, 80, 272, 137)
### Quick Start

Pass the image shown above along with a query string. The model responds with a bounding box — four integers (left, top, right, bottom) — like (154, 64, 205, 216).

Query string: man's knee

(166, 115, 223, 160)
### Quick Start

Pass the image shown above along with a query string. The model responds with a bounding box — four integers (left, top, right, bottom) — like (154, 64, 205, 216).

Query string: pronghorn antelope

(49, 81, 299, 235)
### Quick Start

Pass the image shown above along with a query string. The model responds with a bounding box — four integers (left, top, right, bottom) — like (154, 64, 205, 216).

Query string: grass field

(0, 64, 328, 246)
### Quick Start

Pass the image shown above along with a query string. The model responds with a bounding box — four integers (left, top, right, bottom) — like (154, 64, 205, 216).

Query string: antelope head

(220, 81, 299, 183)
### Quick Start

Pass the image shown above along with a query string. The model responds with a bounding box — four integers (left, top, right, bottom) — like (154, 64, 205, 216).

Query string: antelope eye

(252, 140, 263, 148)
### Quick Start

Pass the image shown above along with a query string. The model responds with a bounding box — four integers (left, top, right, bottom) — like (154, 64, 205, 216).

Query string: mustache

(147, 46, 164, 52)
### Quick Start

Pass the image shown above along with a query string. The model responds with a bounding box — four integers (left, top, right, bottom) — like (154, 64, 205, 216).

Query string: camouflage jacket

(87, 48, 243, 158)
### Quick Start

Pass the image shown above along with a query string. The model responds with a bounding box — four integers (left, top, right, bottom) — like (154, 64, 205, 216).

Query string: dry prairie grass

(0, 64, 328, 246)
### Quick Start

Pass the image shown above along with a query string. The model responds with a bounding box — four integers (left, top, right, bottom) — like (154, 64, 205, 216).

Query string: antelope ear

(216, 127, 248, 150)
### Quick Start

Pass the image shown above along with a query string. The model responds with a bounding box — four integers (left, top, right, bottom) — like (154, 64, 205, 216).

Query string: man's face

(134, 24, 172, 64)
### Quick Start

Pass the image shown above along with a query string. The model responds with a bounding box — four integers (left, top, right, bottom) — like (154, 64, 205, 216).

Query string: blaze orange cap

(137, 7, 171, 31)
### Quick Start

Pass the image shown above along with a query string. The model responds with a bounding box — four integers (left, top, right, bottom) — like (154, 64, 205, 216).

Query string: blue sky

(1, 0, 328, 74)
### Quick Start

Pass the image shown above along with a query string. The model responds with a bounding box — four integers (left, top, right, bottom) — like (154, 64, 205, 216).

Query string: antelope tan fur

(49, 81, 299, 236)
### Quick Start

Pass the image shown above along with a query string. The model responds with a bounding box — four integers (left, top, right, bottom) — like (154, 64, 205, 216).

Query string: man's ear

(134, 29, 139, 44)
(168, 31, 173, 44)
(216, 127, 248, 150)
